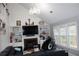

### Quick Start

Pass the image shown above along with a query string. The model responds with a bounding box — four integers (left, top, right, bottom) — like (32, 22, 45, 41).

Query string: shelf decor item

(28, 18, 31, 25)
(25, 22, 28, 25)
(16, 20, 21, 26)
(25, 18, 35, 26)
(15, 35, 22, 42)
(39, 20, 45, 25)
(31, 22, 34, 25)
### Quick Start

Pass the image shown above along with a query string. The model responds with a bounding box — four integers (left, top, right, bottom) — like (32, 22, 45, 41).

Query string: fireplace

(24, 38, 38, 51)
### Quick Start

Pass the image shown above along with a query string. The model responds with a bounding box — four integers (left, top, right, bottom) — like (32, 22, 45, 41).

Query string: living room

(0, 3, 79, 56)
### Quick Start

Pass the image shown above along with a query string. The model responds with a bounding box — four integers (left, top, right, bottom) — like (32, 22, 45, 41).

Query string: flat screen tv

(22, 25, 38, 36)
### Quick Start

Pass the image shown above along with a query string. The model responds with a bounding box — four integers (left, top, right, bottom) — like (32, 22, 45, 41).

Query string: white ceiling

(20, 3, 79, 24)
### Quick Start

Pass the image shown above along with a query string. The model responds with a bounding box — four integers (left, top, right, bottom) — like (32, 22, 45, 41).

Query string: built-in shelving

(10, 21, 50, 50)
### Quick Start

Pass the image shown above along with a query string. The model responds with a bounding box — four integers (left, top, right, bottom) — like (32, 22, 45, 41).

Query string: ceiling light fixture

(29, 3, 49, 15)
(29, 7, 40, 15)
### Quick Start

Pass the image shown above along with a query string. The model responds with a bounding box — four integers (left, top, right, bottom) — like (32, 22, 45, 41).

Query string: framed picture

(16, 20, 21, 26)
(12, 27, 22, 43)
(0, 19, 6, 31)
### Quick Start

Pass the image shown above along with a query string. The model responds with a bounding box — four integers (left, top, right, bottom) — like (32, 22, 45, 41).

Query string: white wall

(8, 3, 42, 26)
(0, 3, 51, 51)
(8, 3, 43, 47)
(0, 3, 42, 52)
(0, 4, 10, 52)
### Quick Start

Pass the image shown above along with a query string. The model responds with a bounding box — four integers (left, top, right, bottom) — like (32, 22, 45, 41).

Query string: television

(22, 25, 38, 36)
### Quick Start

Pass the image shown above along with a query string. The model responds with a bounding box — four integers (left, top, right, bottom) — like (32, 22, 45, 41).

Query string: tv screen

(22, 26, 38, 36)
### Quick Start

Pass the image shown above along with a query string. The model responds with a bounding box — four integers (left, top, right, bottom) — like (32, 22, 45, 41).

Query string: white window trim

(53, 22, 78, 49)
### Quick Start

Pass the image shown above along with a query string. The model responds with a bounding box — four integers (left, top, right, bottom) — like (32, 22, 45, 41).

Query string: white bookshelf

(10, 26, 22, 47)
(39, 22, 50, 48)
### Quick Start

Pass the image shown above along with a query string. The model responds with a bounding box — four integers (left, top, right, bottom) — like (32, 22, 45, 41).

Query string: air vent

(50, 10, 53, 13)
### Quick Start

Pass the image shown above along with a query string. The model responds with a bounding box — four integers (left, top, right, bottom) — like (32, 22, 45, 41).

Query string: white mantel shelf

(22, 35, 40, 50)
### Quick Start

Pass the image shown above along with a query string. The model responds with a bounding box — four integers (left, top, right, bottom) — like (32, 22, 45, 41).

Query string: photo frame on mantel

(16, 20, 21, 26)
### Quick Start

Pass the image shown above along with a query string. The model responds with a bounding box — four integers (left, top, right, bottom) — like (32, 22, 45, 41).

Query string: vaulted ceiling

(20, 3, 79, 24)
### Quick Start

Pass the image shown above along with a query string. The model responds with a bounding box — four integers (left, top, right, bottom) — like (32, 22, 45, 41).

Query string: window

(53, 23, 77, 49)
(53, 28, 59, 44)
(68, 25, 77, 48)
(59, 27, 67, 46)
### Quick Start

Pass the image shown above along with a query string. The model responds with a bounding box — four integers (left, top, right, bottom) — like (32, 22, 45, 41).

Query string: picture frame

(0, 19, 6, 31)
(16, 20, 21, 26)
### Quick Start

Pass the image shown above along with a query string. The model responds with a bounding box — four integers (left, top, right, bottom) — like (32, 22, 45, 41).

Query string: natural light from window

(53, 23, 77, 49)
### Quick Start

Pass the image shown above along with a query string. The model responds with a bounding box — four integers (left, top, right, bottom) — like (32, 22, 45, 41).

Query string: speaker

(48, 43, 53, 50)
(42, 36, 56, 50)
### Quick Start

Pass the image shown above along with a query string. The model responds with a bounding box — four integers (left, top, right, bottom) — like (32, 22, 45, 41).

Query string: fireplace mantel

(22, 35, 40, 50)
